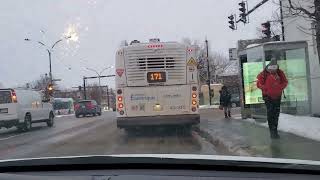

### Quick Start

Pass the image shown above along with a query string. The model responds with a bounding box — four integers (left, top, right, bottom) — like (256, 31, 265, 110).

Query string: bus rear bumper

(117, 114, 200, 128)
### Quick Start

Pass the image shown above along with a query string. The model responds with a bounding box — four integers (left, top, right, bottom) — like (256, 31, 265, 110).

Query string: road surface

(0, 112, 217, 160)
(1, 109, 320, 161)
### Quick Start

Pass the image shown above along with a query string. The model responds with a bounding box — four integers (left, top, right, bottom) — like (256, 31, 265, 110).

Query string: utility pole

(83, 77, 87, 100)
(279, 0, 285, 41)
(24, 35, 71, 84)
(106, 85, 110, 110)
(48, 50, 52, 83)
(205, 39, 212, 105)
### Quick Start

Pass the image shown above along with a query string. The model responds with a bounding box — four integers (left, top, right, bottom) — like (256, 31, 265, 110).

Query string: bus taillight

(192, 93, 197, 98)
(117, 96, 123, 102)
(118, 103, 123, 109)
(117, 89, 122, 95)
(192, 100, 197, 105)
(191, 107, 197, 112)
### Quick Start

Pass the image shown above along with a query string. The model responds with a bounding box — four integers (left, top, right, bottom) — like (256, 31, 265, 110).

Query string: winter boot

(228, 111, 231, 118)
(224, 112, 228, 118)
(270, 129, 280, 139)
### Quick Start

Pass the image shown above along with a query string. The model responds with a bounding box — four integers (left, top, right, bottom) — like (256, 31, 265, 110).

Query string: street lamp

(24, 35, 71, 83)
(85, 66, 114, 106)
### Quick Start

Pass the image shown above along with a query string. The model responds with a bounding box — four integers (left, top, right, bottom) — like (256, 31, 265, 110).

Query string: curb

(193, 126, 252, 156)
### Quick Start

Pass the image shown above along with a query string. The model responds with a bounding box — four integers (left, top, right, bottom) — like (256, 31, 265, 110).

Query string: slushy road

(0, 112, 218, 160)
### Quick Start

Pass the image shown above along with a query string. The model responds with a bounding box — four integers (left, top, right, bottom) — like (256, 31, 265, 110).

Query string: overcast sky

(0, 0, 278, 89)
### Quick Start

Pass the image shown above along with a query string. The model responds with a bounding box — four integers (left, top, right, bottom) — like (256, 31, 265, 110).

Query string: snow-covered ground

(199, 105, 219, 109)
(244, 114, 320, 141)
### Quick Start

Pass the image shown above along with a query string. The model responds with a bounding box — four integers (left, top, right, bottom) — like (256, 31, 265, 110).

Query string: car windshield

(1, 0, 320, 169)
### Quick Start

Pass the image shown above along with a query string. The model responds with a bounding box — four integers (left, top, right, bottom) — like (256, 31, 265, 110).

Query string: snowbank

(245, 114, 320, 141)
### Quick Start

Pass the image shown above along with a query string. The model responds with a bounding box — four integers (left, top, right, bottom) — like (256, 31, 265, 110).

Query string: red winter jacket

(256, 69, 288, 100)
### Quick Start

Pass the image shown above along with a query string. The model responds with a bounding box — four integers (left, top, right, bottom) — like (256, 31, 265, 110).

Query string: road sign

(187, 57, 197, 66)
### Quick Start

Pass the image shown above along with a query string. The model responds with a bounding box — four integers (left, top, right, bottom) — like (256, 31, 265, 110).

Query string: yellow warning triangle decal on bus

(187, 57, 197, 66)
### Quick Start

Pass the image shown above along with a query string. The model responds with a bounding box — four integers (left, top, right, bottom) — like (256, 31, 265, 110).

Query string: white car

(0, 88, 54, 131)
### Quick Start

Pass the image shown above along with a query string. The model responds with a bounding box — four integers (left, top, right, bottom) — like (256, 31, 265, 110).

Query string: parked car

(0, 88, 54, 132)
(74, 100, 101, 118)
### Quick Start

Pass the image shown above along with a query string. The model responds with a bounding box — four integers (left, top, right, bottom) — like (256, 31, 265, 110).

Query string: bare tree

(181, 38, 230, 84)
(281, 0, 320, 62)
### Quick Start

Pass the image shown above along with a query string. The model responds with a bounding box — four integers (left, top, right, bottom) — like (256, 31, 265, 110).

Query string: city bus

(53, 98, 75, 115)
(115, 38, 200, 130)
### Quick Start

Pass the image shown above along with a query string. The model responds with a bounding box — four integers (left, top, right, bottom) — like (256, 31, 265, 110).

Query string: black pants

(264, 97, 281, 136)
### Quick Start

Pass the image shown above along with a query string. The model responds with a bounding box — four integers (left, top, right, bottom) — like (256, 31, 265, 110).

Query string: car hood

(1, 154, 320, 172)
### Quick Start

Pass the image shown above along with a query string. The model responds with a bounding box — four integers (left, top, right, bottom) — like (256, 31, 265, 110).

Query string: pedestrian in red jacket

(256, 58, 288, 139)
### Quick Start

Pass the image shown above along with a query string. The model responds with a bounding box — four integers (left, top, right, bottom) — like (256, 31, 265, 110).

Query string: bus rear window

(0, 91, 12, 104)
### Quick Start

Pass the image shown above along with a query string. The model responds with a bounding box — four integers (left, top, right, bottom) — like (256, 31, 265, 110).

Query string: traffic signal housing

(261, 21, 271, 38)
(239, 1, 247, 23)
(228, 15, 236, 30)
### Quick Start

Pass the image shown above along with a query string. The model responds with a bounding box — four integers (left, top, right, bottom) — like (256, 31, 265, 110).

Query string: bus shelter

(238, 41, 311, 119)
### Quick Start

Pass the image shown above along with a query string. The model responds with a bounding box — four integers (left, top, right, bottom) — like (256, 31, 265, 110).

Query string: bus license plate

(147, 72, 166, 83)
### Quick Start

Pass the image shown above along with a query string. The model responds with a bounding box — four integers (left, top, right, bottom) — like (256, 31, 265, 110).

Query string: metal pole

(279, 0, 285, 41)
(48, 50, 52, 83)
(98, 76, 102, 105)
(83, 77, 87, 100)
(106, 85, 110, 110)
(205, 39, 212, 105)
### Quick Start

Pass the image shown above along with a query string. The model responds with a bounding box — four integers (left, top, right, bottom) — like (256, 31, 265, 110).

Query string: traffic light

(261, 21, 271, 38)
(238, 1, 247, 23)
(47, 84, 54, 96)
(228, 15, 236, 30)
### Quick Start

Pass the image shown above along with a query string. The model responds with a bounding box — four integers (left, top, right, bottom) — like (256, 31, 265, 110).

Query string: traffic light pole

(106, 85, 110, 110)
(83, 77, 87, 100)
(205, 39, 212, 106)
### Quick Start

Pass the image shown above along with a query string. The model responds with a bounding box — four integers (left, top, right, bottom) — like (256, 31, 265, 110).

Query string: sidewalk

(198, 109, 320, 161)
(244, 113, 320, 142)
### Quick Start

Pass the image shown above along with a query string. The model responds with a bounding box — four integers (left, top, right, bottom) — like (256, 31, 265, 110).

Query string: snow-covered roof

(219, 60, 239, 77)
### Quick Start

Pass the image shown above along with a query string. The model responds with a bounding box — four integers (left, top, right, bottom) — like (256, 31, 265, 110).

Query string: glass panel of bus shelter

(242, 46, 264, 105)
(264, 48, 310, 115)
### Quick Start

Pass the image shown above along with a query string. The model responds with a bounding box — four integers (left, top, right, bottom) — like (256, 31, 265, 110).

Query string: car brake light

(11, 90, 17, 103)
(74, 104, 80, 110)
